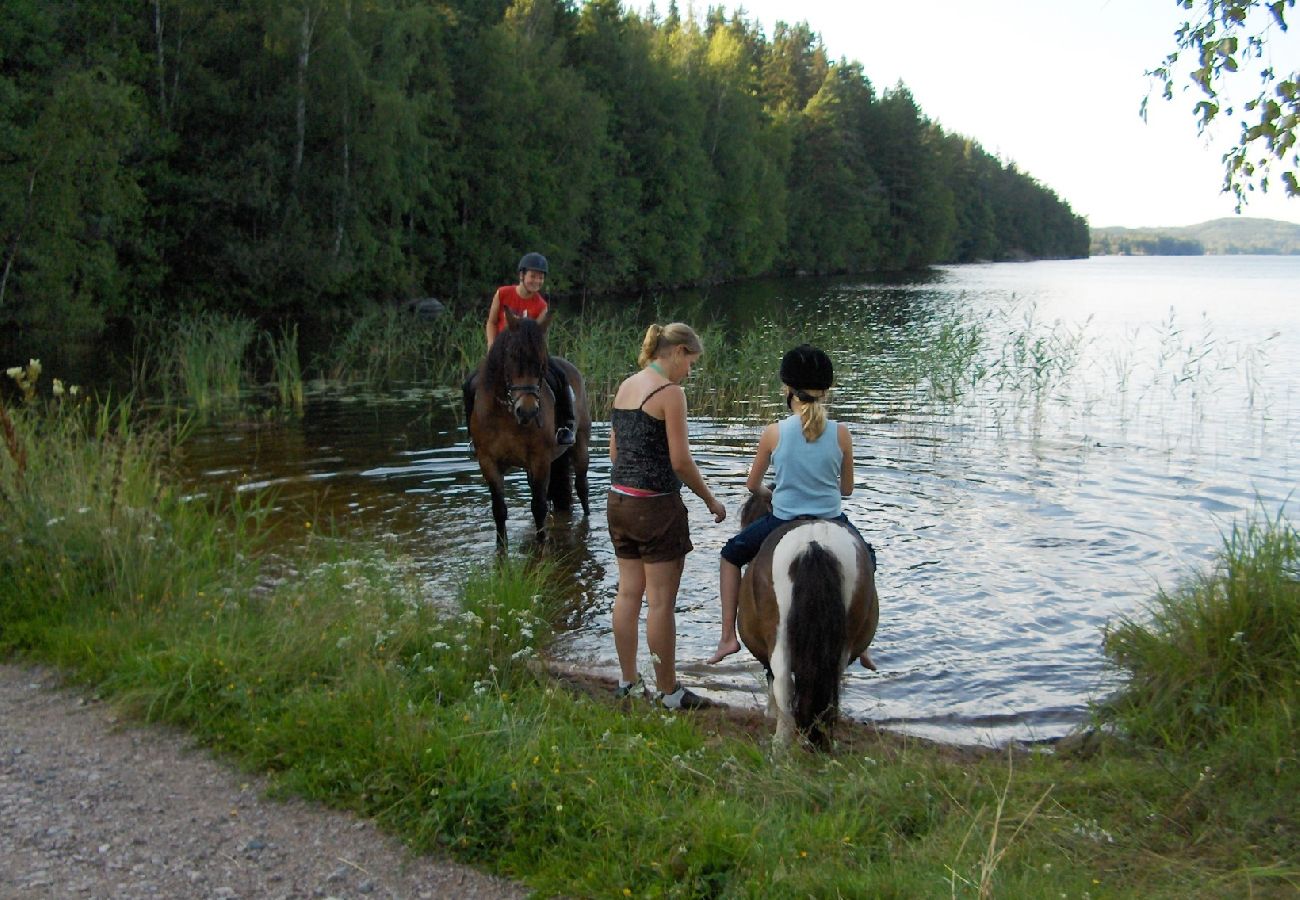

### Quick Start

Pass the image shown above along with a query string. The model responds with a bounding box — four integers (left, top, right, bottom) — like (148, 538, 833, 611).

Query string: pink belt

(610, 484, 669, 498)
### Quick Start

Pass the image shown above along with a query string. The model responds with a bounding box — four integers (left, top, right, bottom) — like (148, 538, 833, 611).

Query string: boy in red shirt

(463, 253, 576, 445)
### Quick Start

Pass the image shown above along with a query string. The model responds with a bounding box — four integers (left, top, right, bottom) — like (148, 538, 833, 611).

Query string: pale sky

(633, 0, 1300, 228)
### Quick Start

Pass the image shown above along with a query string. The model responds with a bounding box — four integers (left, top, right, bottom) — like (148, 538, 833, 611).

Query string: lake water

(178, 255, 1300, 746)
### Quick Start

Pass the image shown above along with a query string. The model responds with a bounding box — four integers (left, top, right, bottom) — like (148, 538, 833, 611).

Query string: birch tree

(1148, 0, 1299, 205)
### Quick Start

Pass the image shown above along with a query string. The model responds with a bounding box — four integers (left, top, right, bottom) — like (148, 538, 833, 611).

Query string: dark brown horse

(736, 491, 879, 749)
(468, 308, 590, 546)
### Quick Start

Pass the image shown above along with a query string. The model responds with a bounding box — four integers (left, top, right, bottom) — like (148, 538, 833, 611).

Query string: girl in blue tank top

(706, 345, 870, 668)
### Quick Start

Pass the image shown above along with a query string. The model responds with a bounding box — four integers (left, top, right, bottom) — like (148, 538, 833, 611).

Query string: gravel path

(0, 664, 530, 899)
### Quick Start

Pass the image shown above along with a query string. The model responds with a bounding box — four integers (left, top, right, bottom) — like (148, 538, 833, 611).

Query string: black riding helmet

(518, 252, 549, 275)
(779, 344, 833, 392)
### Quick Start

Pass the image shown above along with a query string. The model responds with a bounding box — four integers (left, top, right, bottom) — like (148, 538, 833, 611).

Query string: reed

(545, 309, 644, 419)
(264, 323, 305, 413)
(544, 308, 788, 419)
(161, 311, 258, 412)
(319, 304, 481, 388)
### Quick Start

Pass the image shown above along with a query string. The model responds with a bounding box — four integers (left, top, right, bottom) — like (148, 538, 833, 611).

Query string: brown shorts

(607, 490, 694, 562)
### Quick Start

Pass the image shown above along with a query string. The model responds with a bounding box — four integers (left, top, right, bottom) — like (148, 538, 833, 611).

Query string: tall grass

(546, 309, 645, 418)
(1101, 509, 1300, 754)
(0, 379, 250, 659)
(265, 323, 304, 413)
(320, 304, 480, 387)
(540, 307, 792, 419)
(129, 309, 259, 412)
(174, 311, 257, 411)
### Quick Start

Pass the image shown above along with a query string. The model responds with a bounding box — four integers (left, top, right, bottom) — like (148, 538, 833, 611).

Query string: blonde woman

(608, 323, 726, 709)
(707, 344, 873, 668)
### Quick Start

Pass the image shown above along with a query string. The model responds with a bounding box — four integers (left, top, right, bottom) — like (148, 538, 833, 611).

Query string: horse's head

(740, 485, 774, 528)
(491, 308, 551, 427)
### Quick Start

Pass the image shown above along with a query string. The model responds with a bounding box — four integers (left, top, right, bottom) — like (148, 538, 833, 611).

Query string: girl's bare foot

(706, 638, 740, 664)
(859, 650, 876, 671)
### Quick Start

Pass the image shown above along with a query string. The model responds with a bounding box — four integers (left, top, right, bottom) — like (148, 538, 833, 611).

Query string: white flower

(52, 378, 65, 397)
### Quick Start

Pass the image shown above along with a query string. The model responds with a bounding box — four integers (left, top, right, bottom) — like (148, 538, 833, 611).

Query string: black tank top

(610, 384, 681, 493)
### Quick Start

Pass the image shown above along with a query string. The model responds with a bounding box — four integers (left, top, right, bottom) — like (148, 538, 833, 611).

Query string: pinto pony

(736, 491, 879, 749)
(467, 308, 590, 546)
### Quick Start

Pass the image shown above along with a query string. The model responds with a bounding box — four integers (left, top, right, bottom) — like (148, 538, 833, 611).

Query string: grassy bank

(2, 379, 1297, 897)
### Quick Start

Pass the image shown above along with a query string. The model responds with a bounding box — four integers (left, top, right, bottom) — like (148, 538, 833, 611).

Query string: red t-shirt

(495, 284, 548, 333)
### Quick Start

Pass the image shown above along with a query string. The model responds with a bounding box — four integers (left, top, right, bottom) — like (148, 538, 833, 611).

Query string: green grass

(265, 323, 305, 413)
(1101, 509, 1300, 759)
(169, 311, 258, 411)
(315, 303, 484, 388)
(3, 373, 1298, 898)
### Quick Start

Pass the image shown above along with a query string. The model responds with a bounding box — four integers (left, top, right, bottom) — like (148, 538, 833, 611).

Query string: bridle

(501, 381, 541, 405)
(499, 378, 544, 425)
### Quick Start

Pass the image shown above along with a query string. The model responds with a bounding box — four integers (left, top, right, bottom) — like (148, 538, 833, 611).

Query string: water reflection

(179, 257, 1300, 747)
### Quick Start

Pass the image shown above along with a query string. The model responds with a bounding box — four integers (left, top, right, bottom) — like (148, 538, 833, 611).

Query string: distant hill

(1090, 217, 1300, 256)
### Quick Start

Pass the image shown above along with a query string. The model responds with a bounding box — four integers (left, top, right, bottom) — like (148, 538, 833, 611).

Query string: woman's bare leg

(613, 557, 647, 684)
(643, 557, 685, 693)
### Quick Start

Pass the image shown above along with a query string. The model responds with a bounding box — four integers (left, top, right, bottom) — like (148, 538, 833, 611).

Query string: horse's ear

(503, 306, 521, 329)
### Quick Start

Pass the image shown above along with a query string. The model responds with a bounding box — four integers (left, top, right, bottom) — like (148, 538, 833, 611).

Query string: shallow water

(179, 255, 1300, 746)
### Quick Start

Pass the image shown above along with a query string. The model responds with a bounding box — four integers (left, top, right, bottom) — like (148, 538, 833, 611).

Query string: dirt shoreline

(0, 663, 530, 900)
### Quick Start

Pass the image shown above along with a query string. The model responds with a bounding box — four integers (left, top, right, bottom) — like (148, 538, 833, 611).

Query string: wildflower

(52, 378, 64, 397)
(4, 366, 20, 379)
(69, 384, 80, 397)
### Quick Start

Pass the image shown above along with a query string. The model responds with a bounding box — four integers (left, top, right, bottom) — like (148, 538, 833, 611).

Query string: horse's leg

(770, 633, 796, 746)
(572, 435, 590, 517)
(479, 457, 510, 548)
(547, 453, 572, 513)
(570, 374, 590, 517)
(526, 460, 551, 538)
(772, 680, 795, 747)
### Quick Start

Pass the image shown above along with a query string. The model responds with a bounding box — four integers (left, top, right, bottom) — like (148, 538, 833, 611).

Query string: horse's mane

(740, 487, 774, 528)
(483, 316, 548, 391)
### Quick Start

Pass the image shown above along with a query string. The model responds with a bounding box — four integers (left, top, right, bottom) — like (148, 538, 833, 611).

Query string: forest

(1, 0, 1089, 345)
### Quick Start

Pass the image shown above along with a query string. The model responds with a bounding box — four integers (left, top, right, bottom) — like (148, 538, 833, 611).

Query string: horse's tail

(783, 538, 847, 750)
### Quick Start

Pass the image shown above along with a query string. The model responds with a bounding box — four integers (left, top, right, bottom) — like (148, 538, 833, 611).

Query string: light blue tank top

(771, 413, 842, 520)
